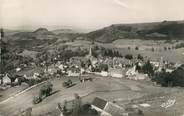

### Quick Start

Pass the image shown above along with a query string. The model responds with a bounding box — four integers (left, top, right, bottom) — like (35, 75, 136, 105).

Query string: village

(1, 31, 184, 116)
(1, 44, 180, 86)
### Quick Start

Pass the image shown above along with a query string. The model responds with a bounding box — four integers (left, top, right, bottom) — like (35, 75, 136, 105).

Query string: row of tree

(136, 60, 184, 87)
(152, 65, 184, 87)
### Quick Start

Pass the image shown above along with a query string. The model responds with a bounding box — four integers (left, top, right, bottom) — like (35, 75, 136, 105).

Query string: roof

(104, 102, 125, 116)
(15, 68, 43, 76)
(92, 97, 108, 110)
(109, 68, 127, 75)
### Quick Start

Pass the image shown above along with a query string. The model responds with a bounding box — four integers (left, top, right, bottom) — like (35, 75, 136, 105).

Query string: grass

(0, 75, 183, 116)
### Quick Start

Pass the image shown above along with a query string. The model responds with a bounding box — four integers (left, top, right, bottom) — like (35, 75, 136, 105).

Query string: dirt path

(0, 81, 47, 105)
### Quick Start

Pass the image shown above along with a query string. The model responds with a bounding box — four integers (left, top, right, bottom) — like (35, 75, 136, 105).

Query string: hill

(52, 29, 77, 34)
(4, 20, 184, 48)
(86, 20, 184, 43)
(4, 28, 85, 50)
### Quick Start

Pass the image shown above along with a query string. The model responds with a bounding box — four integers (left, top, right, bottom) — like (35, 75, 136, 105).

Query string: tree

(135, 46, 139, 50)
(151, 47, 154, 52)
(125, 54, 133, 60)
(81, 103, 91, 113)
(80, 61, 85, 68)
(72, 93, 82, 116)
(137, 54, 144, 61)
(153, 65, 184, 87)
(99, 64, 108, 71)
(39, 81, 53, 98)
(142, 60, 154, 76)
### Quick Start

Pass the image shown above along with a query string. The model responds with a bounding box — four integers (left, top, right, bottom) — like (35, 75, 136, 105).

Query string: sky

(1, 0, 184, 32)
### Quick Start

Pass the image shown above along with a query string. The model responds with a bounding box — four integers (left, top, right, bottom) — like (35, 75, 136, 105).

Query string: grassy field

(112, 39, 184, 63)
(0, 75, 183, 116)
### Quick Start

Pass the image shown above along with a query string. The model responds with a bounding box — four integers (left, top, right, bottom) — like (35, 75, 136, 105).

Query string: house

(67, 66, 80, 77)
(101, 71, 108, 77)
(127, 73, 147, 80)
(104, 102, 126, 116)
(47, 65, 58, 75)
(92, 97, 111, 116)
(126, 66, 147, 80)
(1, 73, 11, 84)
(80, 68, 85, 74)
(16, 68, 43, 80)
(68, 70, 80, 76)
(109, 68, 125, 78)
(16, 67, 21, 72)
(126, 66, 137, 77)
(150, 61, 160, 67)
(92, 97, 126, 116)
(58, 64, 64, 70)
(165, 68, 174, 73)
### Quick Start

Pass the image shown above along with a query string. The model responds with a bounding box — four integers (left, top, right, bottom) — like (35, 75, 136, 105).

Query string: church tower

(89, 45, 92, 56)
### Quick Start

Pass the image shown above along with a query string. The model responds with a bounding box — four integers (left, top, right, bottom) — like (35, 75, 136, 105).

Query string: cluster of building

(0, 46, 182, 86)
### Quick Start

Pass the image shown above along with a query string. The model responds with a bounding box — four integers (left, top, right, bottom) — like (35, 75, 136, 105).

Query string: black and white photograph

(0, 0, 184, 116)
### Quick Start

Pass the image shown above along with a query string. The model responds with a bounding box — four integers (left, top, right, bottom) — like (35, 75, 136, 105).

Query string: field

(0, 75, 183, 116)
(112, 39, 184, 63)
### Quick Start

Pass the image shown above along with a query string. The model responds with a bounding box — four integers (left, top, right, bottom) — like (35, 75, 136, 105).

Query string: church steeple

(89, 45, 92, 56)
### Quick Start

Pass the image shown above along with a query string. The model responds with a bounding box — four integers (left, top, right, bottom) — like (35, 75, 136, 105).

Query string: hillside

(4, 28, 85, 50)
(4, 20, 184, 48)
(52, 29, 77, 34)
(86, 20, 184, 43)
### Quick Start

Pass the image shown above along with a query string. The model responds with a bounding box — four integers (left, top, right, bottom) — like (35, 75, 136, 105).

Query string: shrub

(88, 109, 98, 115)
(142, 60, 154, 76)
(39, 81, 53, 97)
(99, 64, 108, 71)
(137, 54, 144, 61)
(151, 47, 154, 52)
(135, 46, 139, 50)
(33, 96, 42, 104)
(125, 54, 133, 60)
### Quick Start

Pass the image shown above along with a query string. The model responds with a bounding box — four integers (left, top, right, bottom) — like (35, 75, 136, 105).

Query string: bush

(33, 96, 42, 104)
(88, 109, 99, 116)
(81, 103, 91, 113)
(141, 60, 154, 76)
(175, 42, 184, 49)
(80, 103, 99, 116)
(27, 79, 37, 86)
(151, 47, 154, 52)
(125, 54, 133, 60)
(137, 54, 144, 61)
(135, 46, 139, 50)
(99, 64, 108, 71)
(39, 81, 53, 97)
